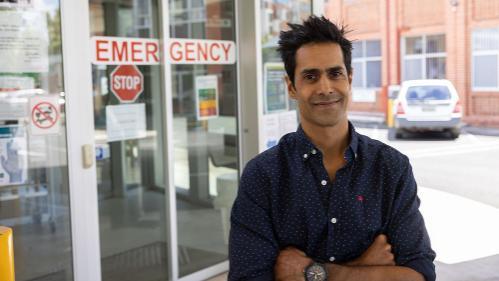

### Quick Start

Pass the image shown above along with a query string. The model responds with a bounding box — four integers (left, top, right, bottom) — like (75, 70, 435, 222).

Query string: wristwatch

(304, 262, 328, 281)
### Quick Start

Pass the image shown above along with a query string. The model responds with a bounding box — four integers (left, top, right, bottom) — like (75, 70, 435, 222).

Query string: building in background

(325, 0, 499, 128)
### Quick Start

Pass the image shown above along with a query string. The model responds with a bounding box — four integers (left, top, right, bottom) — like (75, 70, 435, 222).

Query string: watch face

(305, 263, 327, 281)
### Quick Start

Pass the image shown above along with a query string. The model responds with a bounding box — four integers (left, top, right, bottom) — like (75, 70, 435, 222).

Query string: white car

(394, 79, 462, 139)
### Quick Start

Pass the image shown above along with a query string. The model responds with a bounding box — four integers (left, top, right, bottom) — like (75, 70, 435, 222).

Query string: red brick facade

(326, 0, 499, 127)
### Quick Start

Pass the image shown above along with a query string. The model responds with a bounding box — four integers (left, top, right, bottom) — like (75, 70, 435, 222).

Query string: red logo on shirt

(356, 195, 364, 202)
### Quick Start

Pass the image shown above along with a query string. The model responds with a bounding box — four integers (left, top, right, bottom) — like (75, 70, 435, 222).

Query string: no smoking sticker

(29, 95, 61, 135)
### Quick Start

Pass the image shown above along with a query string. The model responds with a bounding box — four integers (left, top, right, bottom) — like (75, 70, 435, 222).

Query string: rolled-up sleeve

(228, 159, 278, 281)
(387, 157, 436, 281)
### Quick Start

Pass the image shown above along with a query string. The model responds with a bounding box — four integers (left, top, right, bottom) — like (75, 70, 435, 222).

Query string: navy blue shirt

(229, 123, 436, 281)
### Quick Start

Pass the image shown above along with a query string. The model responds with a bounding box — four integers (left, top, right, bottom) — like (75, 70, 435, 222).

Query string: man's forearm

(326, 264, 425, 281)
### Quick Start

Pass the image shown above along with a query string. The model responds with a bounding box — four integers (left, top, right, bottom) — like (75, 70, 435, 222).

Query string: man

(229, 16, 435, 281)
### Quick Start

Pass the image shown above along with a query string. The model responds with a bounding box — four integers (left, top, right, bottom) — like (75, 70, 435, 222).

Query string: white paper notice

(278, 110, 298, 138)
(260, 113, 280, 152)
(0, 76, 35, 91)
(106, 103, 146, 142)
(260, 111, 298, 152)
(0, 11, 49, 73)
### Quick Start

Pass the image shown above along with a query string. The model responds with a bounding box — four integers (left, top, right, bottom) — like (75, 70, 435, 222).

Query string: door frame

(60, 0, 102, 280)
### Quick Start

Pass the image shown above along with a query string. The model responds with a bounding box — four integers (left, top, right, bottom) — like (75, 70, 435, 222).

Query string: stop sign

(110, 65, 144, 102)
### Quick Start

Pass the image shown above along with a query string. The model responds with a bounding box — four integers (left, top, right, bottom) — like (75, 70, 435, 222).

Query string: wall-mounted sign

(91, 36, 236, 65)
(0, 11, 49, 73)
(29, 95, 60, 135)
(259, 110, 298, 152)
(263, 62, 288, 114)
(110, 65, 144, 103)
(195, 75, 219, 120)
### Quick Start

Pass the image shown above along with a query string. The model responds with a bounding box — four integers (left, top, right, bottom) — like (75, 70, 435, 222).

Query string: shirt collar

(296, 121, 359, 162)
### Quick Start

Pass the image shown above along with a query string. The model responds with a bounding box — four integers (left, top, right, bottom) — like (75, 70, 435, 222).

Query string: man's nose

(317, 75, 333, 95)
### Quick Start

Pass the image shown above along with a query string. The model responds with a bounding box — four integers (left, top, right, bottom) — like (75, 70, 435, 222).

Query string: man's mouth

(313, 98, 343, 107)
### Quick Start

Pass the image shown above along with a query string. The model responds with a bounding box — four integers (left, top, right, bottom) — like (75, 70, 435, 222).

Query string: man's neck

(301, 118, 350, 157)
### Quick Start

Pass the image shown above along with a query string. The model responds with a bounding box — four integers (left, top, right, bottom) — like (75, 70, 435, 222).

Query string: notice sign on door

(29, 95, 60, 135)
(106, 103, 146, 142)
(91, 36, 236, 65)
(195, 75, 219, 120)
(0, 11, 49, 73)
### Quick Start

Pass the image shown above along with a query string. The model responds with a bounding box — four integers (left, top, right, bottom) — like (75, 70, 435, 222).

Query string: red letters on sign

(166, 40, 234, 63)
(92, 36, 234, 65)
(170, 41, 182, 61)
(96, 40, 108, 62)
(145, 42, 159, 63)
(112, 41, 128, 62)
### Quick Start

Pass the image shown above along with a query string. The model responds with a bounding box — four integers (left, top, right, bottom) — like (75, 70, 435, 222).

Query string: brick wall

(401, 0, 445, 28)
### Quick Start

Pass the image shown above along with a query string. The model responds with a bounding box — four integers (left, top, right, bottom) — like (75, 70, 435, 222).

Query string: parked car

(394, 79, 462, 139)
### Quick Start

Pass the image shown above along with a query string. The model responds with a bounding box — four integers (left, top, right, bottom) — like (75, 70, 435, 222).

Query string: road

(355, 125, 499, 281)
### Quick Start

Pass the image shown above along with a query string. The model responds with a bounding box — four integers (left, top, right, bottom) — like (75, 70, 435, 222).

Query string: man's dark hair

(277, 15, 353, 85)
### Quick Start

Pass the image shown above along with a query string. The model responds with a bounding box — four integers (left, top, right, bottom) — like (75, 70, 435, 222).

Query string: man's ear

(285, 76, 297, 100)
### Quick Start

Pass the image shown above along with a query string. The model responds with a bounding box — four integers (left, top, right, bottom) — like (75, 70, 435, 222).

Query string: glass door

(169, 0, 239, 277)
(88, 0, 171, 280)
(0, 1, 74, 280)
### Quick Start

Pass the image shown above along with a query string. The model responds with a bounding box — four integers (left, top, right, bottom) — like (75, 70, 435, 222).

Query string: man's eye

(329, 71, 343, 78)
(304, 74, 317, 81)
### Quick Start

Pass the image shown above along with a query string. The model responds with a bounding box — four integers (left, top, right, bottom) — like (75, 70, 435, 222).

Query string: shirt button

(303, 153, 308, 159)
(311, 149, 317, 155)
(321, 180, 327, 186)
(329, 256, 335, 262)
(331, 218, 337, 224)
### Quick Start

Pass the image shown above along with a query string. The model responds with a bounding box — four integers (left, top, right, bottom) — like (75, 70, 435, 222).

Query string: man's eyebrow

(300, 66, 345, 75)
(326, 66, 345, 72)
(300, 68, 320, 75)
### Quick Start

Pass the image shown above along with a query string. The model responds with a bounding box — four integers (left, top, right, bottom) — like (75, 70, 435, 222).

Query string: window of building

(352, 40, 382, 89)
(472, 28, 499, 90)
(403, 34, 446, 80)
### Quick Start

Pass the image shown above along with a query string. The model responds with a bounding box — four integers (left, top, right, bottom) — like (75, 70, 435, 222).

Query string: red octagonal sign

(111, 65, 144, 103)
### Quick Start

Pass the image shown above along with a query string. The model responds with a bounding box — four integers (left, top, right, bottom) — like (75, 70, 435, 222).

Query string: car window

(405, 85, 451, 101)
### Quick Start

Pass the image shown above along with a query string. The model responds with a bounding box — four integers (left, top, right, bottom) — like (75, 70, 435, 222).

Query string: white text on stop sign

(114, 75, 141, 90)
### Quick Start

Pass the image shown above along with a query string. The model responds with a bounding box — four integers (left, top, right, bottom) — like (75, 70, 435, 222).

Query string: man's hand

(347, 234, 395, 266)
(274, 247, 313, 281)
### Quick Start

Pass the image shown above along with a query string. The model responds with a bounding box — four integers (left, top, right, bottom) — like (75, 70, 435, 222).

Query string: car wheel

(449, 128, 460, 139)
(388, 128, 397, 140)
(395, 129, 404, 139)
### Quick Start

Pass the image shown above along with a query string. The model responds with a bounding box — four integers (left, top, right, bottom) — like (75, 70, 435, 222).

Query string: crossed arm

(274, 234, 425, 281)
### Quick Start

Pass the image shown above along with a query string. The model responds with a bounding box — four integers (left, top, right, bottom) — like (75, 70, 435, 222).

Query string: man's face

(286, 42, 352, 128)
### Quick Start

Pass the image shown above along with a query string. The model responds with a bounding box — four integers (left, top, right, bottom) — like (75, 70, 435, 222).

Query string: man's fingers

(375, 234, 388, 244)
(385, 244, 392, 252)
